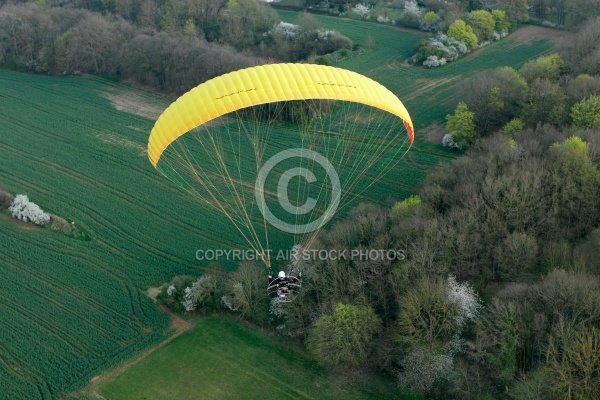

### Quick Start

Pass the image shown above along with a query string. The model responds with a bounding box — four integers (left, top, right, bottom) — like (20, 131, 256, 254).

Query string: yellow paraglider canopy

(148, 63, 414, 167)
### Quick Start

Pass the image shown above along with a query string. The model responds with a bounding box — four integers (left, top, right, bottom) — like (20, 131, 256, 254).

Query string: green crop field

(100, 316, 420, 400)
(0, 12, 566, 400)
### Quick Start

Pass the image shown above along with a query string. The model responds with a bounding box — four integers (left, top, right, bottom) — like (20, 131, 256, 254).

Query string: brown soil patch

(146, 286, 161, 301)
(0, 211, 39, 230)
(161, 304, 193, 333)
(511, 25, 575, 47)
(422, 123, 447, 144)
(102, 91, 169, 120)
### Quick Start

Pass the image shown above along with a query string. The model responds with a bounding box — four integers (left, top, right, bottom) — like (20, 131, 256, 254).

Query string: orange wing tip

(404, 121, 415, 143)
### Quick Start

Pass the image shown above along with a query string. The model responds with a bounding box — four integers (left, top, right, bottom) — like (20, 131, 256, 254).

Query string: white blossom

(398, 276, 480, 394)
(417, 28, 506, 67)
(317, 29, 335, 40)
(181, 286, 196, 312)
(446, 275, 481, 328)
(417, 33, 472, 67)
(399, 348, 453, 394)
(423, 55, 447, 68)
(444, 335, 466, 356)
(167, 284, 176, 297)
(185, 275, 216, 306)
(270, 21, 298, 40)
(221, 295, 236, 311)
(352, 3, 370, 16)
(404, 0, 420, 14)
(429, 34, 469, 62)
(8, 194, 50, 225)
(442, 133, 458, 149)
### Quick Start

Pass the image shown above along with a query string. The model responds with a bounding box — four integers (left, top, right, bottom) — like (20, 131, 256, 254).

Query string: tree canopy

(467, 10, 496, 42)
(447, 19, 477, 50)
(571, 95, 600, 128)
(306, 303, 381, 367)
(445, 102, 477, 144)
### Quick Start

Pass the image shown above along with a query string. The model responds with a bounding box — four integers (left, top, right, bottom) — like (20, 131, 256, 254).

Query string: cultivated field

(0, 12, 567, 399)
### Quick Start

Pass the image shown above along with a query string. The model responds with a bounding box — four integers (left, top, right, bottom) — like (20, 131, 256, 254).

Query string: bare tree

(54, 13, 125, 74)
(227, 261, 269, 323)
(0, 187, 13, 210)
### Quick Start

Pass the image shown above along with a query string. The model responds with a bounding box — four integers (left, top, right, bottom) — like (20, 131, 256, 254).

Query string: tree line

(413, 9, 510, 67)
(0, 1, 352, 93)
(413, 0, 600, 29)
(443, 17, 600, 150)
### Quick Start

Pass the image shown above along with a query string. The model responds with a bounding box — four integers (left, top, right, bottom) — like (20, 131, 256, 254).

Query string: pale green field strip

(101, 317, 421, 400)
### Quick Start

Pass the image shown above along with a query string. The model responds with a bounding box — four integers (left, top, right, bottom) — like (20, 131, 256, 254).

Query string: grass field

(100, 316, 420, 400)
(0, 12, 567, 400)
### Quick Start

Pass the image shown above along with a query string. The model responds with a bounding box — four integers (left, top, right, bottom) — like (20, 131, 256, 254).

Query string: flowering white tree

(442, 133, 458, 149)
(399, 348, 454, 394)
(182, 286, 196, 312)
(404, 0, 420, 14)
(446, 274, 481, 328)
(221, 295, 236, 311)
(270, 21, 298, 40)
(167, 284, 176, 297)
(181, 275, 216, 311)
(397, 276, 480, 394)
(8, 195, 50, 225)
(416, 23, 508, 67)
(430, 34, 469, 61)
(229, 282, 247, 313)
(317, 29, 336, 40)
(423, 55, 447, 67)
(352, 3, 370, 17)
